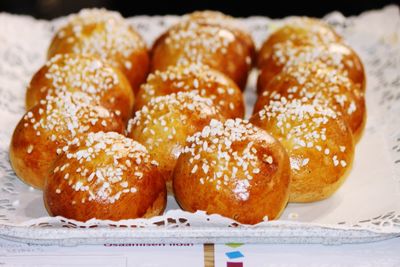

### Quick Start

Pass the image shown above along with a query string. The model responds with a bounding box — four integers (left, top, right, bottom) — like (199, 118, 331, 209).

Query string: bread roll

(255, 64, 366, 141)
(151, 21, 252, 89)
(258, 17, 341, 68)
(44, 132, 166, 221)
(135, 64, 244, 118)
(250, 98, 354, 202)
(183, 10, 256, 63)
(26, 54, 134, 123)
(127, 91, 223, 191)
(9, 91, 124, 189)
(47, 8, 149, 94)
(173, 119, 291, 224)
(257, 42, 366, 93)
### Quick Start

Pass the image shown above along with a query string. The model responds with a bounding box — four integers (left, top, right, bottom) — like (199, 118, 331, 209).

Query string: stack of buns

(10, 9, 166, 221)
(251, 17, 366, 202)
(9, 10, 365, 224)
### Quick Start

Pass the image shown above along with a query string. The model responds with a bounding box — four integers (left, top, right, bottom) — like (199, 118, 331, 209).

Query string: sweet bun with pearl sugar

(257, 42, 366, 94)
(183, 10, 256, 63)
(250, 98, 354, 203)
(44, 132, 166, 221)
(151, 20, 252, 89)
(26, 54, 134, 123)
(127, 91, 224, 191)
(173, 119, 291, 224)
(255, 63, 366, 141)
(9, 91, 124, 189)
(135, 64, 244, 119)
(257, 17, 342, 69)
(47, 8, 149, 94)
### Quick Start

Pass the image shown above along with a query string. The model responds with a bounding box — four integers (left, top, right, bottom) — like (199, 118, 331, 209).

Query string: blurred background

(0, 0, 397, 19)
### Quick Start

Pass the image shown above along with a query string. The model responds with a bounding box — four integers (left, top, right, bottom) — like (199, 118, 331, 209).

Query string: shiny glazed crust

(257, 17, 342, 69)
(250, 98, 354, 203)
(44, 132, 166, 221)
(127, 91, 224, 191)
(257, 42, 366, 94)
(173, 119, 291, 224)
(135, 64, 245, 119)
(26, 54, 134, 123)
(183, 10, 256, 63)
(255, 64, 366, 141)
(9, 92, 124, 189)
(151, 21, 252, 89)
(47, 9, 149, 94)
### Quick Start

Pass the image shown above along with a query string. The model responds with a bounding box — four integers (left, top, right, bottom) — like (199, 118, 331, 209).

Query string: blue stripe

(225, 251, 244, 259)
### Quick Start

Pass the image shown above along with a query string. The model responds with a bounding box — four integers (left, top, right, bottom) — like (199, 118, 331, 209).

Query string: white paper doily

(0, 6, 399, 245)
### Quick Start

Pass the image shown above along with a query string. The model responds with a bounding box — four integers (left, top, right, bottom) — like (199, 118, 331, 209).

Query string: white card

(0, 239, 204, 267)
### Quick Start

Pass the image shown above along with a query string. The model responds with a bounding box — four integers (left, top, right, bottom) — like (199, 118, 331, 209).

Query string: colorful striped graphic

(225, 243, 244, 266)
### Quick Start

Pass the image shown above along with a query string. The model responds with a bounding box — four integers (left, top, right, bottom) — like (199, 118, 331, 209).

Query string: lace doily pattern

(0, 6, 399, 244)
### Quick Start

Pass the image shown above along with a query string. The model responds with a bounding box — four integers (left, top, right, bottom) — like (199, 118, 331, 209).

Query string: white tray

(0, 6, 399, 245)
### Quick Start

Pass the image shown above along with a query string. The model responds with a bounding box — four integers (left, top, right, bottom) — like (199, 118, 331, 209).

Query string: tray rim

(1, 212, 400, 245)
(1, 220, 399, 245)
(0, 5, 399, 245)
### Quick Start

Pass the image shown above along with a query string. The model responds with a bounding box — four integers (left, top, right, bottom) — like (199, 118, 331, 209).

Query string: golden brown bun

(44, 132, 166, 221)
(127, 91, 224, 192)
(183, 10, 256, 64)
(258, 17, 342, 68)
(47, 9, 149, 94)
(9, 91, 124, 190)
(255, 64, 366, 141)
(151, 21, 252, 89)
(250, 98, 354, 203)
(173, 119, 291, 224)
(257, 42, 366, 93)
(26, 54, 134, 123)
(135, 64, 244, 119)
